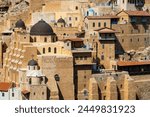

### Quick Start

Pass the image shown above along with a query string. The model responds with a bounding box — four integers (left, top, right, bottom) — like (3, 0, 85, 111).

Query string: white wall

(0, 92, 9, 100)
(0, 87, 22, 100)
(9, 88, 22, 100)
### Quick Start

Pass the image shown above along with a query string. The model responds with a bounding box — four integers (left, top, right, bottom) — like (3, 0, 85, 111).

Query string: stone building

(89, 71, 136, 100)
(84, 15, 119, 69)
(60, 37, 96, 100)
(31, 0, 89, 28)
(72, 48, 95, 100)
(113, 10, 150, 55)
(21, 59, 47, 100)
(114, 0, 144, 10)
(1, 18, 75, 100)
(0, 0, 150, 100)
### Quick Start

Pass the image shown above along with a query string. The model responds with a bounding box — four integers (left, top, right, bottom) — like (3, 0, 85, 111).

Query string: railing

(99, 37, 115, 41)
(135, 2, 144, 7)
(130, 18, 137, 23)
(129, 71, 150, 75)
(141, 19, 147, 23)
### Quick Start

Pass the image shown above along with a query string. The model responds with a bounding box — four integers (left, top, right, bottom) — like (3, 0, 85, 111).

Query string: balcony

(141, 18, 147, 24)
(99, 37, 115, 41)
(130, 18, 137, 23)
(135, 2, 144, 7)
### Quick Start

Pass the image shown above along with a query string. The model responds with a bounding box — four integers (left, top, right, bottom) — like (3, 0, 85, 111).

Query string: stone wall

(40, 55, 74, 100)
(112, 24, 150, 53)
(30, 85, 47, 100)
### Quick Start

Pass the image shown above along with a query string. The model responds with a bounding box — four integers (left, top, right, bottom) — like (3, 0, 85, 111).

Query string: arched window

(87, 11, 89, 16)
(44, 37, 47, 42)
(34, 37, 36, 42)
(93, 22, 95, 27)
(83, 89, 88, 96)
(98, 22, 101, 27)
(43, 48, 45, 54)
(30, 38, 33, 42)
(75, 6, 78, 10)
(54, 47, 57, 54)
(123, 0, 124, 4)
(48, 47, 51, 52)
(52, 37, 55, 42)
(104, 22, 106, 27)
(67, 42, 69, 46)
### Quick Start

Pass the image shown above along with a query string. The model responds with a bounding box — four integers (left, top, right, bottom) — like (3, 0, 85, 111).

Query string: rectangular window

(69, 24, 72, 27)
(2, 93, 4, 97)
(102, 44, 105, 49)
(69, 17, 71, 21)
(75, 17, 78, 21)
(101, 55, 104, 60)
(12, 93, 14, 97)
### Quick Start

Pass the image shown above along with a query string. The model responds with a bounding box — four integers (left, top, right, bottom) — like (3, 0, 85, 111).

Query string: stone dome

(30, 19, 54, 36)
(28, 59, 38, 66)
(15, 19, 26, 29)
(57, 18, 65, 24)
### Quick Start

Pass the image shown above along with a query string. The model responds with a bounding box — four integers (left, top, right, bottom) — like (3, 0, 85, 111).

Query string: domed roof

(28, 59, 38, 66)
(89, 7, 95, 11)
(57, 18, 65, 24)
(15, 19, 26, 29)
(87, 8, 95, 16)
(30, 19, 54, 36)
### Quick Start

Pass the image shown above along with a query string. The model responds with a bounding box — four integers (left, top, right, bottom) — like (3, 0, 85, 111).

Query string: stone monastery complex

(0, 0, 150, 100)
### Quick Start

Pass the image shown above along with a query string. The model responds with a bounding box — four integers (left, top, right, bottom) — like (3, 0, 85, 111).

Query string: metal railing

(99, 37, 115, 40)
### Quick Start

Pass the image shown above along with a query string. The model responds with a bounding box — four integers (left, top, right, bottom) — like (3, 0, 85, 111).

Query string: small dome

(15, 19, 26, 29)
(28, 59, 38, 66)
(87, 8, 95, 16)
(30, 19, 54, 36)
(57, 18, 65, 24)
(88, 8, 95, 12)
